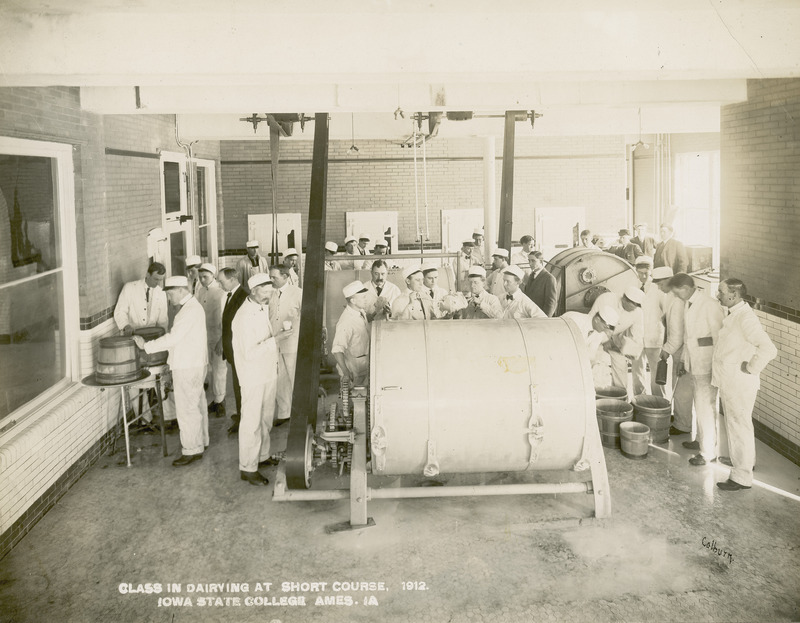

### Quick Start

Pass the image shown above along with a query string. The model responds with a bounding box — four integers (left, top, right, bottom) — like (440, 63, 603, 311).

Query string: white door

(535, 207, 586, 262)
(248, 213, 302, 264)
(194, 158, 218, 265)
(441, 209, 482, 253)
(160, 151, 194, 277)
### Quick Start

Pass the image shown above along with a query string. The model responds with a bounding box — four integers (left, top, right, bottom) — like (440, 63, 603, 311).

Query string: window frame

(0, 137, 79, 434)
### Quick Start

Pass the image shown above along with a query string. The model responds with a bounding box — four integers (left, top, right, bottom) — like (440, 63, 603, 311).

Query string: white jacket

(196, 281, 226, 344)
(231, 297, 278, 387)
(143, 295, 207, 371)
(269, 283, 302, 354)
(712, 301, 777, 388)
(682, 289, 724, 375)
(113, 279, 168, 332)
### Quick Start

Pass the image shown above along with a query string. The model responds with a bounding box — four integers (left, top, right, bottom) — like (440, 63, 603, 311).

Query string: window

(673, 151, 721, 268)
(0, 138, 78, 425)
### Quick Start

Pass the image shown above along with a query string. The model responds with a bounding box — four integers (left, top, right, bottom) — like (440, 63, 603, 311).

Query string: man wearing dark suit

(523, 251, 558, 317)
(654, 223, 689, 274)
(218, 267, 248, 435)
(608, 229, 644, 265)
(631, 223, 657, 257)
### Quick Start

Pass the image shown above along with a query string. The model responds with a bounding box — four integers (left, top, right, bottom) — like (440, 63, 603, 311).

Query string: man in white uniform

(421, 264, 449, 318)
(485, 249, 510, 299)
(461, 266, 503, 320)
(363, 260, 401, 321)
(236, 240, 269, 294)
(471, 228, 486, 268)
(590, 287, 646, 395)
(331, 281, 371, 387)
(268, 264, 302, 427)
(185, 255, 202, 296)
(392, 265, 435, 320)
(284, 248, 302, 287)
(670, 272, 724, 466)
(339, 235, 363, 270)
(501, 265, 547, 319)
(511, 235, 535, 279)
(114, 262, 168, 335)
(713, 278, 777, 491)
(324, 241, 342, 271)
(232, 273, 279, 486)
(652, 267, 694, 437)
(196, 263, 227, 417)
(562, 306, 619, 387)
(454, 240, 480, 293)
(634, 256, 667, 397)
(134, 276, 208, 466)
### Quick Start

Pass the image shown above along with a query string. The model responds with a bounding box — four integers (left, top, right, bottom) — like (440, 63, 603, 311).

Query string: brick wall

(0, 88, 224, 558)
(220, 135, 627, 251)
(721, 78, 800, 464)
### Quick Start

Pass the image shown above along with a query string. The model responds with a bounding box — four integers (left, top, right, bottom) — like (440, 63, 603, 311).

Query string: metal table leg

(120, 386, 132, 468)
(155, 374, 168, 457)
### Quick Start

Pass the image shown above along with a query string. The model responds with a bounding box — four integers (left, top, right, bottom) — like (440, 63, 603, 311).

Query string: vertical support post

(269, 123, 281, 265)
(498, 111, 521, 254)
(285, 113, 329, 489)
(350, 387, 369, 526)
(483, 136, 497, 260)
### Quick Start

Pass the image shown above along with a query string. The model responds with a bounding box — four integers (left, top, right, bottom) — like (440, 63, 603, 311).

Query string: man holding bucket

(133, 276, 209, 466)
(712, 278, 777, 491)
(113, 262, 169, 336)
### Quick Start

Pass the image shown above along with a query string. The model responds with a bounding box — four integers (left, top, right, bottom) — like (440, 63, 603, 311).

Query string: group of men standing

(574, 252, 776, 493)
(115, 239, 302, 487)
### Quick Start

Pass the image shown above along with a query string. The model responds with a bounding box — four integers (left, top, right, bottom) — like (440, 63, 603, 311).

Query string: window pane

(0, 155, 59, 282)
(0, 272, 66, 418)
(170, 231, 186, 277)
(164, 161, 181, 215)
(199, 226, 208, 259)
(195, 166, 207, 226)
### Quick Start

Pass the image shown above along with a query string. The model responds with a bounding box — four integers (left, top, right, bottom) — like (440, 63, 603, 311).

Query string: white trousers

(691, 373, 719, 460)
(172, 367, 209, 456)
(610, 351, 646, 396)
(239, 379, 277, 472)
(207, 346, 227, 404)
(718, 366, 759, 486)
(275, 351, 298, 421)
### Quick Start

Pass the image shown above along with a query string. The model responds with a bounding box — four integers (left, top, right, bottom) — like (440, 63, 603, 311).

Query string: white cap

(344, 235, 358, 244)
(199, 262, 217, 275)
(248, 273, 272, 290)
(284, 248, 298, 258)
(472, 228, 484, 236)
(652, 266, 674, 281)
(467, 265, 486, 278)
(491, 248, 509, 259)
(246, 240, 259, 248)
(185, 255, 201, 268)
(164, 276, 189, 290)
(420, 263, 438, 274)
(343, 280, 368, 299)
(325, 241, 339, 253)
(623, 286, 646, 306)
(358, 233, 371, 241)
(462, 240, 474, 247)
(402, 265, 423, 279)
(634, 255, 653, 267)
(374, 240, 388, 247)
(503, 265, 525, 280)
(597, 306, 619, 327)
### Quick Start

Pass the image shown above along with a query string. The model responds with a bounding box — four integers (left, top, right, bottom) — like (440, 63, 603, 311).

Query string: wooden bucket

(133, 327, 168, 367)
(96, 337, 140, 384)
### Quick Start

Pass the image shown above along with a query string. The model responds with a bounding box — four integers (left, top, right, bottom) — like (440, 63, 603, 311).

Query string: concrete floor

(1, 381, 799, 623)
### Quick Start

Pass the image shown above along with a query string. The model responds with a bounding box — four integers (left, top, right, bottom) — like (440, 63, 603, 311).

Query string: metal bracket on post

(423, 440, 440, 477)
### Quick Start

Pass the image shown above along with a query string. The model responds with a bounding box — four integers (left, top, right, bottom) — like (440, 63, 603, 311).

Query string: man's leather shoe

(716, 479, 751, 491)
(173, 453, 202, 467)
(682, 440, 700, 450)
(718, 456, 733, 467)
(258, 457, 280, 467)
(689, 454, 712, 466)
(215, 402, 226, 418)
(228, 423, 239, 435)
(275, 418, 290, 427)
(240, 470, 269, 486)
(207, 401, 217, 413)
(669, 426, 688, 436)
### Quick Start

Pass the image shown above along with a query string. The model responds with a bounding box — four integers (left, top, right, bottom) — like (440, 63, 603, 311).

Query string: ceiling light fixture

(348, 113, 359, 155)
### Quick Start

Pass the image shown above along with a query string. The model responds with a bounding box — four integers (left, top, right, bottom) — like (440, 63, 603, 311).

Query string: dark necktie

(250, 257, 258, 268)
(507, 294, 513, 301)
(224, 291, 232, 309)
(430, 289, 435, 299)
(145, 287, 150, 302)
(376, 285, 383, 297)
